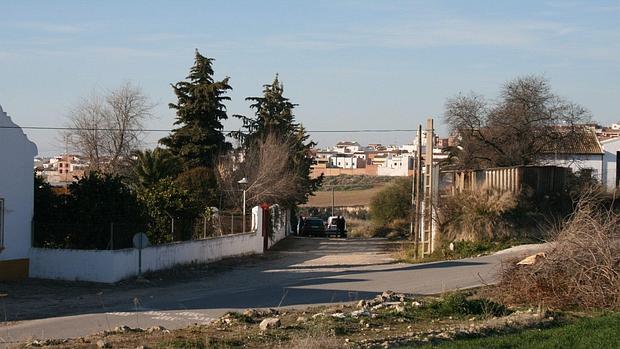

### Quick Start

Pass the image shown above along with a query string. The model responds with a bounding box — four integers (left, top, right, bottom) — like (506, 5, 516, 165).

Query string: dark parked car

(300, 217, 326, 236)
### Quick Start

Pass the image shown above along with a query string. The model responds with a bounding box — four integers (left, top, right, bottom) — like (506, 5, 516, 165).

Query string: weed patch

(498, 191, 620, 310)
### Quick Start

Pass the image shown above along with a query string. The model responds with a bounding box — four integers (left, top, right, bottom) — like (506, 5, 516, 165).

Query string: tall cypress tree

(160, 50, 232, 168)
(236, 74, 298, 140)
(236, 74, 322, 205)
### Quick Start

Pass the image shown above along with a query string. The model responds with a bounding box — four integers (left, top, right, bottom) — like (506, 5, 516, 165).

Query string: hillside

(303, 185, 385, 207)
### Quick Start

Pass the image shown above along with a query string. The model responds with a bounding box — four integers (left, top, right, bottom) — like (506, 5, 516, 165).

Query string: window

(0, 198, 4, 249)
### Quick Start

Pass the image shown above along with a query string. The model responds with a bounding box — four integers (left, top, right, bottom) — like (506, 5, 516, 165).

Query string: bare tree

(67, 82, 154, 172)
(217, 133, 301, 209)
(444, 75, 590, 169)
(67, 93, 107, 171)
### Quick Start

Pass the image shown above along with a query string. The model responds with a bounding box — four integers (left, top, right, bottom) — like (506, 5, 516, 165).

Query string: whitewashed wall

(0, 104, 37, 262)
(29, 206, 290, 283)
(540, 154, 604, 181)
(377, 165, 409, 177)
(30, 248, 132, 283)
(268, 205, 290, 248)
(601, 138, 620, 192)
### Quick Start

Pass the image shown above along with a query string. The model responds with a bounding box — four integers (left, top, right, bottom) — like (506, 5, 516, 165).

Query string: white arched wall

(0, 104, 38, 280)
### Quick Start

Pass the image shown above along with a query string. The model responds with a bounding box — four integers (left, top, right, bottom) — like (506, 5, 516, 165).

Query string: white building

(378, 154, 414, 176)
(601, 137, 620, 192)
(0, 104, 38, 280)
(540, 128, 604, 182)
(413, 130, 438, 148)
(399, 144, 416, 153)
(334, 141, 362, 154)
(329, 154, 366, 168)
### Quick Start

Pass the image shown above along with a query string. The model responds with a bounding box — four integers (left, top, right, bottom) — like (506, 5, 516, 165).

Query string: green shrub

(370, 177, 412, 226)
(175, 166, 219, 209)
(33, 172, 147, 249)
(426, 292, 509, 318)
(138, 178, 200, 243)
(319, 175, 396, 191)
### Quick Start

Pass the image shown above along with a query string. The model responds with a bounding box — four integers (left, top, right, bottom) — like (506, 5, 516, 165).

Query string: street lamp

(238, 177, 248, 233)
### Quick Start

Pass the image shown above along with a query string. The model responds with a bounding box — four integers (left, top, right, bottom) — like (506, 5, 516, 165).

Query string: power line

(0, 125, 418, 133)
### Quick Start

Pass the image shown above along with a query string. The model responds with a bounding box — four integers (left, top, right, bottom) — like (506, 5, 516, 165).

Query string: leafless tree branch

(66, 82, 154, 172)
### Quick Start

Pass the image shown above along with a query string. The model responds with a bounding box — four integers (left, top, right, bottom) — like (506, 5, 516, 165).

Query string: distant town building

(595, 124, 620, 142)
(377, 153, 414, 176)
(36, 155, 88, 186)
(334, 141, 362, 154)
(329, 154, 366, 169)
(311, 138, 448, 177)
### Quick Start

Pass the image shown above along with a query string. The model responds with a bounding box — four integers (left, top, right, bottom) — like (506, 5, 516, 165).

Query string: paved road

(1, 237, 546, 346)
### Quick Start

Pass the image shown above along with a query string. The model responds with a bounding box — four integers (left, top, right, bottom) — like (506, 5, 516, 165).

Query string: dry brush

(498, 191, 620, 310)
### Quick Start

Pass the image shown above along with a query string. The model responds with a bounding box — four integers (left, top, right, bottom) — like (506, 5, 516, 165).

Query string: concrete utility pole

(414, 125, 423, 259)
(409, 138, 415, 241)
(423, 118, 435, 255)
(331, 186, 335, 217)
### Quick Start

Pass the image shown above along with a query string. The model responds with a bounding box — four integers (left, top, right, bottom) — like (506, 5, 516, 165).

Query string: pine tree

(236, 74, 298, 140)
(235, 75, 322, 205)
(160, 50, 232, 168)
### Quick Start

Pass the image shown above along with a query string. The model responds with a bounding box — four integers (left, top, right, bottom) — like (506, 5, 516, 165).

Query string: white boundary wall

(29, 206, 290, 283)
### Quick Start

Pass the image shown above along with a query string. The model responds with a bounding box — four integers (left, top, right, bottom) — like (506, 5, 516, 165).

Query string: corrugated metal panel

(441, 166, 569, 196)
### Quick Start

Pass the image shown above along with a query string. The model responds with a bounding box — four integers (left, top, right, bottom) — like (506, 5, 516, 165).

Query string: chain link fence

(33, 209, 254, 250)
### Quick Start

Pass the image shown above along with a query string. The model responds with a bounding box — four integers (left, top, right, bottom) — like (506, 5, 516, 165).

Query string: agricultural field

(304, 186, 384, 207)
(304, 175, 399, 207)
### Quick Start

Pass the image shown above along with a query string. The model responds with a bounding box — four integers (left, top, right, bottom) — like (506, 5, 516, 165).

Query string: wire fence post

(110, 222, 114, 250)
(203, 214, 207, 239)
(231, 214, 234, 234)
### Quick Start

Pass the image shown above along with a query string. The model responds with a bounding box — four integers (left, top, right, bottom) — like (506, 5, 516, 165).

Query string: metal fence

(439, 165, 570, 196)
(33, 210, 254, 250)
(189, 211, 252, 240)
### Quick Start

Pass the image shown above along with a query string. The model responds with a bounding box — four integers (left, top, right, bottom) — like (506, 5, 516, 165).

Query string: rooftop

(542, 127, 603, 155)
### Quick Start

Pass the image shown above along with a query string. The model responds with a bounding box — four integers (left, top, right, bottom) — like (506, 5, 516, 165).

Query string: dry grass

(346, 218, 407, 239)
(285, 335, 342, 349)
(346, 218, 376, 238)
(498, 191, 620, 310)
(438, 187, 519, 242)
(29, 291, 545, 349)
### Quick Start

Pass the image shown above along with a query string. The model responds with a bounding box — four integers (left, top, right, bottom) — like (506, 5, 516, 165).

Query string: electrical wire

(0, 125, 418, 133)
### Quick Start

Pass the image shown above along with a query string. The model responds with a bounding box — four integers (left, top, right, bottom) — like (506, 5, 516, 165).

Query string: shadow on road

(0, 236, 490, 322)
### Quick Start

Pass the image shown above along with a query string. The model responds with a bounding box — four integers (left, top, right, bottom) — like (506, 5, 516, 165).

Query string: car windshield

(306, 219, 323, 226)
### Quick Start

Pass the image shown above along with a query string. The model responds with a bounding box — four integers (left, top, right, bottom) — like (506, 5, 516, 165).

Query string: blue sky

(1, 0, 619, 156)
